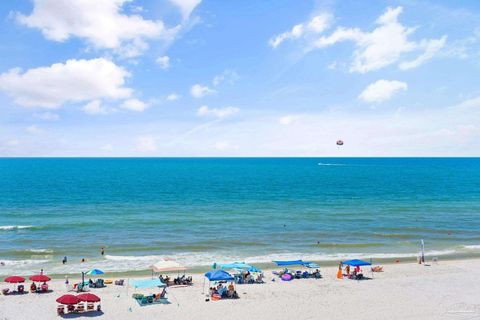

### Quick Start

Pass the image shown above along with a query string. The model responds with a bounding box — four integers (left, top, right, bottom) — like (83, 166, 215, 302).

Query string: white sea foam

(105, 255, 162, 262)
(27, 249, 54, 254)
(463, 245, 480, 250)
(317, 163, 346, 166)
(0, 225, 35, 231)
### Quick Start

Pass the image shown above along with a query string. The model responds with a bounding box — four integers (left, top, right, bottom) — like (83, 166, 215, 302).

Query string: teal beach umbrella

(86, 269, 104, 275)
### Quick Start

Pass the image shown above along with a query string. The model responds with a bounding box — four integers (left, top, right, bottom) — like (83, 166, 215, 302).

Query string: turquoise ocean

(1, 158, 479, 276)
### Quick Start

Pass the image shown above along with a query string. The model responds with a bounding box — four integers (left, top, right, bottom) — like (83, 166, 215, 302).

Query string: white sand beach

(1, 258, 479, 320)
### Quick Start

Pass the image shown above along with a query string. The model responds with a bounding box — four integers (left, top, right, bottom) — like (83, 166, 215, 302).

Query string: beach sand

(1, 259, 479, 320)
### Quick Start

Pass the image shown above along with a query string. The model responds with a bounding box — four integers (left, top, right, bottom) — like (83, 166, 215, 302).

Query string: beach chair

(2, 288, 9, 295)
(115, 279, 124, 286)
(17, 285, 25, 293)
(94, 279, 105, 288)
(87, 303, 94, 311)
(76, 304, 85, 313)
(67, 305, 75, 313)
(57, 305, 65, 316)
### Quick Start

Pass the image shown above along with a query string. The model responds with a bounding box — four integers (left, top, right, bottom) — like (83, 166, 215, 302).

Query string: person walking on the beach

(62, 256, 67, 265)
(101, 247, 105, 256)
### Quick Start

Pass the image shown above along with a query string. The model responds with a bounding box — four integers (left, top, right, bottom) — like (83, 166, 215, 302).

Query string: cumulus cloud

(34, 112, 59, 121)
(197, 105, 239, 119)
(190, 84, 215, 98)
(399, 36, 447, 70)
(0, 58, 132, 108)
(121, 99, 148, 112)
(307, 7, 446, 72)
(16, 0, 178, 58)
(166, 93, 180, 101)
(212, 70, 239, 86)
(279, 114, 303, 125)
(136, 135, 157, 152)
(82, 100, 109, 115)
(359, 80, 407, 103)
(169, 0, 202, 20)
(269, 13, 332, 48)
(25, 125, 43, 134)
(156, 56, 170, 69)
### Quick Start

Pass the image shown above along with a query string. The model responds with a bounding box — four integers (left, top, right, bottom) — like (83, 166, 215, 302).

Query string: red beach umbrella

(77, 293, 101, 302)
(29, 274, 51, 282)
(56, 294, 80, 305)
(4, 276, 25, 283)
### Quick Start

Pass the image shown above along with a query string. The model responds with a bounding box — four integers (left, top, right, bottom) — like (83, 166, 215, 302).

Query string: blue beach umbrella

(86, 269, 104, 275)
(342, 259, 371, 267)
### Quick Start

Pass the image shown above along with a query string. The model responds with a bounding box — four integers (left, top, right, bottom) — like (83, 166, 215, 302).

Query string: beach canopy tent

(29, 274, 51, 282)
(56, 294, 80, 305)
(205, 270, 234, 282)
(220, 262, 262, 273)
(304, 263, 320, 269)
(86, 269, 104, 276)
(150, 260, 187, 273)
(131, 278, 166, 289)
(4, 276, 25, 283)
(77, 293, 101, 302)
(220, 262, 250, 270)
(273, 260, 308, 266)
(342, 259, 371, 267)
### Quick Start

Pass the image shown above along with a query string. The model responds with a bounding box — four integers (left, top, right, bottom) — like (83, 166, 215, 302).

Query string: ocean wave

(0, 225, 35, 231)
(105, 254, 162, 262)
(317, 163, 346, 166)
(27, 249, 54, 254)
(463, 245, 480, 250)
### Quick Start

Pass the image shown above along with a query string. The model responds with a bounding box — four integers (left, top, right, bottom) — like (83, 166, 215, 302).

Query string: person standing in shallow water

(101, 247, 105, 256)
(62, 256, 67, 265)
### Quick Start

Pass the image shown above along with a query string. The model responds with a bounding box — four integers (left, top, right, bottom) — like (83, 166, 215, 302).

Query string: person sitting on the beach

(88, 279, 94, 285)
(345, 265, 350, 276)
(30, 282, 37, 292)
(164, 275, 170, 285)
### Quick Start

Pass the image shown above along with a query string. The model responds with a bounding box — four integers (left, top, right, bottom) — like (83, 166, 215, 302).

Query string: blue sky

(0, 0, 479, 156)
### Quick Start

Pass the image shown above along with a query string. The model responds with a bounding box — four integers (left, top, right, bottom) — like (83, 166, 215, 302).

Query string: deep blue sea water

(1, 158, 479, 275)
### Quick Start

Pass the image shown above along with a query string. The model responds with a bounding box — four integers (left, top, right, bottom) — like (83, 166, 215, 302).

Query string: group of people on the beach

(208, 282, 239, 299)
(61, 247, 105, 265)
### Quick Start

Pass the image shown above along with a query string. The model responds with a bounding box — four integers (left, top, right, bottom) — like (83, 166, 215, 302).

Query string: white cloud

(26, 125, 43, 134)
(269, 13, 332, 48)
(197, 105, 239, 119)
(34, 112, 59, 121)
(136, 136, 157, 152)
(212, 70, 239, 86)
(121, 99, 148, 112)
(16, 0, 175, 57)
(156, 56, 170, 70)
(169, 0, 201, 20)
(166, 93, 180, 101)
(82, 100, 109, 115)
(359, 80, 408, 103)
(311, 7, 446, 72)
(190, 84, 215, 98)
(0, 58, 132, 108)
(279, 114, 303, 125)
(399, 36, 447, 70)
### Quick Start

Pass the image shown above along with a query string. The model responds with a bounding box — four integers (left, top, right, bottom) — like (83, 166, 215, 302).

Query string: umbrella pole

(81, 272, 85, 291)
(202, 278, 205, 294)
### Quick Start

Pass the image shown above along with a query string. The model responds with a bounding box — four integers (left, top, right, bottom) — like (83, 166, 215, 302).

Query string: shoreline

(1, 257, 480, 319)
(3, 253, 479, 280)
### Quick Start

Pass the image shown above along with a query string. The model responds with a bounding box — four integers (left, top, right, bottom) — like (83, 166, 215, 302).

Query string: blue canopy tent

(203, 270, 234, 294)
(272, 260, 306, 266)
(342, 259, 371, 267)
(220, 262, 251, 270)
(220, 262, 262, 274)
(303, 262, 320, 269)
(205, 270, 234, 281)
